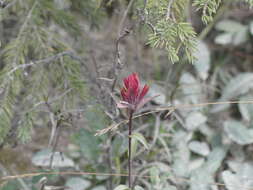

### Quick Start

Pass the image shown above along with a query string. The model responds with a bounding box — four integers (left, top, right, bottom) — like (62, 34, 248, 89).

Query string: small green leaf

(180, 72, 202, 104)
(65, 177, 91, 190)
(205, 146, 228, 174)
(113, 185, 130, 190)
(215, 20, 248, 46)
(193, 40, 210, 80)
(32, 148, 74, 168)
(212, 73, 253, 112)
(222, 73, 253, 99)
(232, 27, 248, 45)
(222, 163, 253, 190)
(222, 170, 242, 190)
(214, 33, 233, 45)
(215, 20, 246, 33)
(238, 95, 253, 122)
(190, 146, 228, 190)
(185, 112, 207, 131)
(224, 120, 253, 145)
(188, 141, 210, 156)
(134, 186, 145, 190)
(131, 132, 149, 149)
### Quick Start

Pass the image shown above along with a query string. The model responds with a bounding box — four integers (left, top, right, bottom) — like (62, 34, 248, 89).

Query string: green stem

(128, 110, 133, 189)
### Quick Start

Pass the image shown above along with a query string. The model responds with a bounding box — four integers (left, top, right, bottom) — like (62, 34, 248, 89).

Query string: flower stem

(128, 110, 133, 189)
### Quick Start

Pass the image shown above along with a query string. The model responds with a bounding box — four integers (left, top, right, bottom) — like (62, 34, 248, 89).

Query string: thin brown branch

(117, 0, 136, 37)
(166, 0, 175, 20)
(111, 0, 136, 93)
(111, 29, 131, 92)
(7, 51, 89, 75)
(128, 110, 133, 188)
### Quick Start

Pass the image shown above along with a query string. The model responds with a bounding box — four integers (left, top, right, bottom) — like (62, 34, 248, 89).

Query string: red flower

(117, 73, 153, 112)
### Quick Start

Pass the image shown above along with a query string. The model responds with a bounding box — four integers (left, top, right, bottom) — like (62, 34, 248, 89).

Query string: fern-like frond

(193, 0, 221, 24)
(147, 19, 196, 63)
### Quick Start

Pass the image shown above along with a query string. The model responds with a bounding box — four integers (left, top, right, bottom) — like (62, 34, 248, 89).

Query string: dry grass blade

(164, 108, 175, 118)
(95, 122, 123, 136)
(95, 100, 253, 135)
(2, 171, 253, 190)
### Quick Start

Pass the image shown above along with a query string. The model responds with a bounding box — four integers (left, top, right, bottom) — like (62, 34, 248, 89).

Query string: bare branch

(118, 0, 136, 37)
(7, 51, 88, 75)
(166, 0, 175, 20)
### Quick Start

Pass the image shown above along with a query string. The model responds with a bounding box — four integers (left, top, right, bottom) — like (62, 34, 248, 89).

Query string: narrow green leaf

(113, 185, 130, 190)
(149, 167, 160, 185)
(134, 186, 145, 190)
(131, 132, 149, 149)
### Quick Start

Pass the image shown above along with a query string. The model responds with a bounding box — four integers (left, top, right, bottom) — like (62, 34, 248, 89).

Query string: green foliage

(244, 0, 253, 7)
(142, 0, 253, 62)
(73, 105, 109, 162)
(17, 113, 34, 143)
(131, 132, 149, 150)
(1, 180, 20, 190)
(71, 0, 106, 28)
(0, 0, 89, 145)
(143, 0, 197, 63)
(148, 19, 197, 63)
(38, 0, 80, 35)
(193, 0, 222, 24)
(1, 1, 253, 190)
(113, 185, 130, 190)
(0, 0, 252, 146)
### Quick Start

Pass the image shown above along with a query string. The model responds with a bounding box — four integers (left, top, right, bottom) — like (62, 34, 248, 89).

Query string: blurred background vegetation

(1, 0, 253, 190)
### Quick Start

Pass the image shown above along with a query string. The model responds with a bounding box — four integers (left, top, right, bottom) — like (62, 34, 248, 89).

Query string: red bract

(117, 73, 151, 112)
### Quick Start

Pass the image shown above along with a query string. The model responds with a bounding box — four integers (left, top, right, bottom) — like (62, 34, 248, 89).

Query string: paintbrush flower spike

(117, 73, 151, 112)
